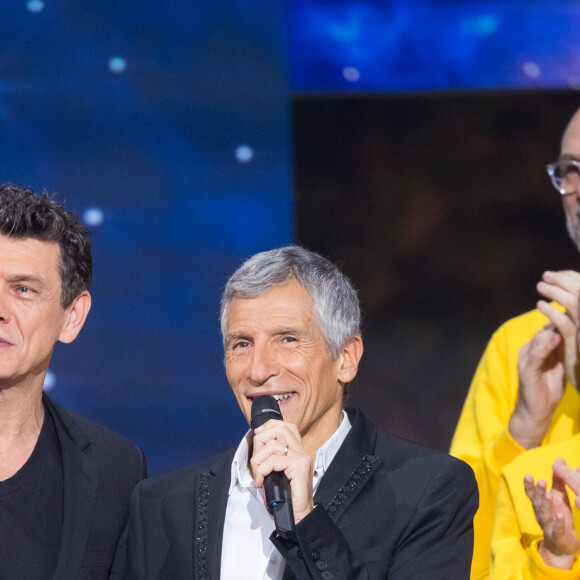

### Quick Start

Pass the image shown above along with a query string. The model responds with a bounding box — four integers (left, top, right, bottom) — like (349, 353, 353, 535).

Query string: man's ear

(58, 291, 92, 344)
(337, 335, 363, 384)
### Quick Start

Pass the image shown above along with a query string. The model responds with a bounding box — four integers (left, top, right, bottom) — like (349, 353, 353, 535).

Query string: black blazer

(122, 408, 477, 579)
(43, 395, 146, 579)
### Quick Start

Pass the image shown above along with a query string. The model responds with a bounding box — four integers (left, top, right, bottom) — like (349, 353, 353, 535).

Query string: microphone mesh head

(251, 395, 282, 430)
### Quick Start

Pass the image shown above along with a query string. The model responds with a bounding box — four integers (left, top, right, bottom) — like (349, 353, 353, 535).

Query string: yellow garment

(450, 307, 580, 579)
(492, 435, 580, 579)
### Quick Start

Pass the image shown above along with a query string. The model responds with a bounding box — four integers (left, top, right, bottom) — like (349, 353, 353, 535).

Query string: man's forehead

(226, 281, 318, 329)
(0, 235, 61, 272)
(562, 111, 580, 150)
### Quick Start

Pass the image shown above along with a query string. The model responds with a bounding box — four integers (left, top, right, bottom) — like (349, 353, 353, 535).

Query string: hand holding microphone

(250, 395, 314, 537)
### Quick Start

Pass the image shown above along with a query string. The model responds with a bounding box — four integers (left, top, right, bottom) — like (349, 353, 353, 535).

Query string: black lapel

(314, 408, 382, 520)
(193, 451, 235, 580)
(44, 395, 99, 580)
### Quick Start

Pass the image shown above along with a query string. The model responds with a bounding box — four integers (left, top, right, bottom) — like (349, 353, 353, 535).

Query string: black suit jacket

(43, 395, 146, 579)
(123, 408, 477, 579)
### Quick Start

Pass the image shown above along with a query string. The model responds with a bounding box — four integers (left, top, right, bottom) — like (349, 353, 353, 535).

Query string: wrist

(508, 408, 551, 450)
(539, 541, 577, 570)
(293, 502, 315, 524)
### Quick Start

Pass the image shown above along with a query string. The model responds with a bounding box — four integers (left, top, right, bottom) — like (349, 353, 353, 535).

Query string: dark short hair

(0, 184, 92, 307)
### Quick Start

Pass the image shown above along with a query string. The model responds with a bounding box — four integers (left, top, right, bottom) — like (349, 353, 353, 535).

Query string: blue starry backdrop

(1, 0, 579, 473)
(1, 0, 291, 474)
(290, 0, 580, 92)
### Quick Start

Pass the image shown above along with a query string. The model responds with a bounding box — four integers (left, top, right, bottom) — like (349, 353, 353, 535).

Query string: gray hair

(220, 246, 361, 358)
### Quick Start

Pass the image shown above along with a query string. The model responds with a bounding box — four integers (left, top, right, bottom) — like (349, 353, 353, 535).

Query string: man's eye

(232, 341, 250, 350)
(281, 336, 297, 344)
(16, 287, 32, 294)
(562, 163, 580, 177)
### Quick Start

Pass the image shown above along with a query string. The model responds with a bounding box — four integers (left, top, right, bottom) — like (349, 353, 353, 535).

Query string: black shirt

(0, 404, 64, 579)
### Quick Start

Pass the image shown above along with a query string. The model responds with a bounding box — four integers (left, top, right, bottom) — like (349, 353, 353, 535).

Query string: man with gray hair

(122, 246, 478, 579)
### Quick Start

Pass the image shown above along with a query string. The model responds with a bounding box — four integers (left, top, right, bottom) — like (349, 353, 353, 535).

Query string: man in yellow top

(451, 106, 580, 579)
(491, 291, 580, 578)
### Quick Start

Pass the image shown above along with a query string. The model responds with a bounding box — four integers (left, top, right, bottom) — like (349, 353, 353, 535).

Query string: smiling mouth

(274, 393, 295, 403)
(248, 392, 296, 403)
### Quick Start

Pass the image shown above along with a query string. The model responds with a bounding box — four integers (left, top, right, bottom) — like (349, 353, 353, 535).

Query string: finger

(250, 436, 309, 481)
(529, 321, 562, 349)
(520, 324, 562, 363)
(529, 479, 548, 513)
(537, 301, 576, 338)
(542, 270, 580, 288)
(251, 455, 289, 488)
(538, 490, 554, 528)
(253, 418, 283, 436)
(551, 509, 567, 541)
(253, 420, 301, 445)
(539, 271, 580, 326)
(537, 280, 576, 308)
(551, 467, 574, 514)
(253, 455, 286, 477)
(252, 453, 307, 489)
(254, 421, 302, 449)
(554, 457, 568, 469)
(524, 474, 536, 499)
(537, 280, 574, 310)
(541, 270, 580, 302)
(554, 461, 580, 495)
(251, 439, 292, 465)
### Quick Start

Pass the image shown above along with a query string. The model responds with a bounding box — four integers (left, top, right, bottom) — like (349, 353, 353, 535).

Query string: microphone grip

(264, 470, 296, 537)
(250, 395, 296, 538)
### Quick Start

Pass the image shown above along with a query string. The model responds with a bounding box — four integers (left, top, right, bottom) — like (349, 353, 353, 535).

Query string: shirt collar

(228, 410, 352, 495)
(229, 433, 253, 494)
(313, 410, 351, 482)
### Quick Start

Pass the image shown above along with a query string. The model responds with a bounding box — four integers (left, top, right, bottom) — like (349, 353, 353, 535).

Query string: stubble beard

(566, 213, 580, 253)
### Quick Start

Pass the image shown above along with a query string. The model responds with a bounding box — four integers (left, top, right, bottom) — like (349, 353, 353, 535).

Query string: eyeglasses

(546, 159, 580, 195)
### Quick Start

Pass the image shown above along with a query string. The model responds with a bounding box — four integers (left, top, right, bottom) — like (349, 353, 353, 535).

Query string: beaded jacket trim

(325, 455, 379, 520)
(195, 473, 210, 579)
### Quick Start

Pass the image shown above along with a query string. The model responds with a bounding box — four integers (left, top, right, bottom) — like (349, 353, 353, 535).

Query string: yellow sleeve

(491, 471, 529, 580)
(450, 324, 526, 579)
(492, 488, 580, 580)
(491, 448, 580, 580)
(522, 541, 580, 580)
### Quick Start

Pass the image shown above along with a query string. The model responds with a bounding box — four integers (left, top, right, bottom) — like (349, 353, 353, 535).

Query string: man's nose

(0, 292, 11, 324)
(248, 342, 278, 386)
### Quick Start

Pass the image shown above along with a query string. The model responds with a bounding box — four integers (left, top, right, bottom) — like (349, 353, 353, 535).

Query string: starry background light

(0, 0, 291, 473)
(290, 0, 580, 92)
(1, 1, 579, 473)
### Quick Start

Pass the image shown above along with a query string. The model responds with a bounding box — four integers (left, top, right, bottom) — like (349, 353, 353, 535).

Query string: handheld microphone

(250, 395, 296, 538)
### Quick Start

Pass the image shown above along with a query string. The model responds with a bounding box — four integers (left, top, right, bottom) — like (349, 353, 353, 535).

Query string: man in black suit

(0, 184, 146, 579)
(123, 246, 477, 579)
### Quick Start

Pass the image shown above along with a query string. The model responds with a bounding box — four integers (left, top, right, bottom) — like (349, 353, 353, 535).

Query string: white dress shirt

(220, 411, 352, 580)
